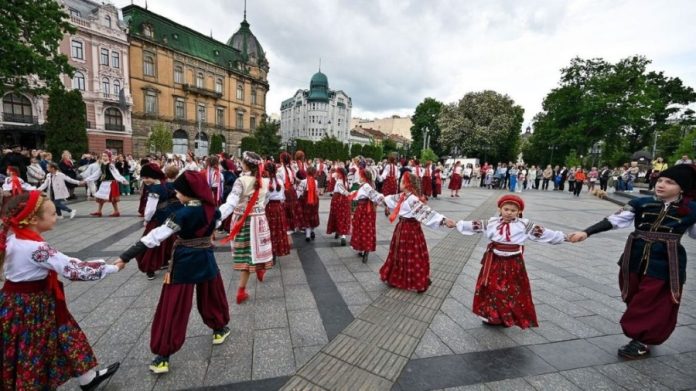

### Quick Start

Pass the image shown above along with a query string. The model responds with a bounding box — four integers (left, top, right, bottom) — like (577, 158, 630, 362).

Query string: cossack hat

(139, 163, 165, 180)
(658, 164, 696, 194)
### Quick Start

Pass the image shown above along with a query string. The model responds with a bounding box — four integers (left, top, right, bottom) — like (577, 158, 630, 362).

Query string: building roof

(359, 127, 386, 140)
(227, 17, 268, 70)
(122, 5, 253, 74)
(308, 71, 329, 103)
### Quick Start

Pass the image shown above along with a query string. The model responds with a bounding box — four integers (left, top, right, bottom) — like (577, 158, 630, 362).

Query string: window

(250, 116, 256, 131)
(143, 55, 155, 76)
(236, 112, 243, 129)
(71, 40, 84, 60)
(196, 72, 204, 88)
(113, 80, 121, 96)
(197, 104, 206, 123)
(251, 88, 257, 105)
(112, 51, 120, 68)
(175, 98, 185, 119)
(174, 65, 184, 84)
(216, 107, 224, 126)
(2, 93, 33, 123)
(72, 72, 85, 90)
(105, 15, 112, 28)
(104, 108, 123, 131)
(143, 24, 153, 38)
(236, 84, 243, 100)
(215, 78, 223, 93)
(105, 139, 123, 154)
(69, 8, 80, 17)
(145, 91, 157, 113)
(102, 78, 110, 95)
(173, 129, 188, 154)
(100, 48, 109, 65)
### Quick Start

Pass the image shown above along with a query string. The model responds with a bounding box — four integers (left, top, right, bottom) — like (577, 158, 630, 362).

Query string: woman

(58, 150, 78, 200)
(448, 161, 463, 197)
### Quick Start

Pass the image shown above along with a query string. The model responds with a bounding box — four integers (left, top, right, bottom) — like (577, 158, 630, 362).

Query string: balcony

(102, 92, 121, 101)
(3, 113, 38, 124)
(70, 15, 91, 28)
(182, 84, 223, 99)
(105, 123, 125, 131)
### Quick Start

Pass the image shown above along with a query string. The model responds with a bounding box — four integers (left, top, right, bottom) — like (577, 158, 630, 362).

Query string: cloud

(115, 0, 696, 126)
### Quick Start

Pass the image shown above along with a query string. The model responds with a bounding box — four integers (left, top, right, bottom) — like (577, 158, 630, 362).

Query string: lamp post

(422, 127, 430, 151)
(548, 145, 558, 166)
(590, 142, 603, 167)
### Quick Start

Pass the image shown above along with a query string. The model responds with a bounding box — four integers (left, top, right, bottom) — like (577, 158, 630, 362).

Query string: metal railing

(3, 113, 37, 124)
(105, 123, 125, 131)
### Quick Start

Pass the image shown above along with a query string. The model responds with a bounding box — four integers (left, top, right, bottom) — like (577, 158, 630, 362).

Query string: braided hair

(265, 162, 282, 192)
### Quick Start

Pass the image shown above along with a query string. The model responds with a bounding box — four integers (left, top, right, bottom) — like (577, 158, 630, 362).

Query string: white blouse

(219, 175, 270, 222)
(4, 236, 118, 282)
(381, 164, 398, 180)
(384, 193, 445, 230)
(456, 216, 566, 256)
(333, 180, 351, 196)
(354, 183, 384, 204)
(296, 178, 319, 199)
(2, 177, 35, 192)
(267, 181, 286, 202)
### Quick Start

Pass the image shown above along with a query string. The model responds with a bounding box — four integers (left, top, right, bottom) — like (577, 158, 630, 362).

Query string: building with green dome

(280, 70, 352, 145)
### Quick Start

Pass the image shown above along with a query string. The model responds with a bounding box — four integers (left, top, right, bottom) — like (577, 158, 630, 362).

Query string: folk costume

(448, 164, 463, 192)
(380, 175, 448, 293)
(327, 168, 351, 245)
(581, 164, 696, 358)
(316, 160, 328, 193)
(0, 191, 120, 390)
(432, 168, 443, 198)
(327, 166, 337, 194)
(3, 167, 35, 194)
(204, 163, 224, 205)
(84, 152, 128, 217)
(350, 171, 384, 263)
(119, 171, 230, 374)
(279, 153, 298, 231)
(380, 162, 398, 196)
(455, 195, 566, 329)
(422, 163, 433, 197)
(296, 170, 320, 241)
(266, 170, 291, 259)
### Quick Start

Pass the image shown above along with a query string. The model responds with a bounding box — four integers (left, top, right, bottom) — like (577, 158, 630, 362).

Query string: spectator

(58, 150, 78, 199)
(675, 155, 693, 165)
(26, 157, 45, 187)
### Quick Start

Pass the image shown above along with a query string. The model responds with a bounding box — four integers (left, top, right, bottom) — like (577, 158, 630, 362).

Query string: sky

(114, 0, 696, 128)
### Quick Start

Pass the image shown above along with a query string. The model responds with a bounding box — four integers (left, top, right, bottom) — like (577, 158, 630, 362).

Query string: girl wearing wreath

(85, 151, 129, 217)
(265, 161, 291, 260)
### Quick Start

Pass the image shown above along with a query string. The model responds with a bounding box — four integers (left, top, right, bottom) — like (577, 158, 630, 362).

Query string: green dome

(308, 71, 329, 103)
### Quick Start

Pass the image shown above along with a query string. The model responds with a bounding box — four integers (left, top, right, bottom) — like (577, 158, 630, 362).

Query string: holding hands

(567, 232, 588, 243)
(113, 258, 127, 271)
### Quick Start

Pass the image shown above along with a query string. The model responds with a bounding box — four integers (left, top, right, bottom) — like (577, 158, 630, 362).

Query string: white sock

(341, 235, 346, 239)
(78, 369, 96, 385)
(306, 228, 311, 238)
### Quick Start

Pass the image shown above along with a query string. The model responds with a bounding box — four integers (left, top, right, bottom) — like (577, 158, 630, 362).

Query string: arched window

(172, 129, 188, 154)
(251, 88, 257, 105)
(111, 51, 120, 68)
(113, 80, 121, 96)
(105, 15, 112, 28)
(174, 65, 184, 84)
(104, 107, 123, 131)
(143, 55, 155, 76)
(194, 132, 209, 157)
(102, 78, 110, 95)
(2, 93, 33, 123)
(236, 84, 243, 100)
(215, 78, 223, 93)
(73, 71, 85, 90)
(196, 72, 204, 88)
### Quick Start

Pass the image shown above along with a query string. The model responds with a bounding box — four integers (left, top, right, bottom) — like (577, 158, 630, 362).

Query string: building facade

(351, 115, 412, 141)
(0, 77, 47, 149)
(280, 71, 352, 144)
(123, 5, 269, 157)
(60, 0, 134, 154)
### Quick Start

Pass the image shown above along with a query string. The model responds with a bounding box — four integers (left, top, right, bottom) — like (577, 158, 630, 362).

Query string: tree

(0, 0, 76, 96)
(350, 143, 363, 158)
(253, 118, 282, 158)
(381, 138, 398, 158)
(241, 136, 260, 153)
(45, 89, 88, 157)
(438, 90, 524, 163)
(411, 98, 444, 157)
(146, 122, 173, 155)
(420, 148, 438, 163)
(209, 134, 223, 154)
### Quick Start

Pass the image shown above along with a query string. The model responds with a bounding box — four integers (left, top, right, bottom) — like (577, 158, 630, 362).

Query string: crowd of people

(1, 146, 695, 390)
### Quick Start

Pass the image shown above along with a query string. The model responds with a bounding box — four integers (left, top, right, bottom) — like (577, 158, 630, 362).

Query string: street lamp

(422, 127, 430, 151)
(548, 145, 559, 165)
(590, 142, 603, 167)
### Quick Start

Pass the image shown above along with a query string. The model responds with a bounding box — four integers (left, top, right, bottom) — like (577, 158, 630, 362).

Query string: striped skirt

(232, 215, 274, 272)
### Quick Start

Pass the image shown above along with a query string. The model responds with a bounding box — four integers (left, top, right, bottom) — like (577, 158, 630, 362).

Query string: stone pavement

(20, 187, 694, 390)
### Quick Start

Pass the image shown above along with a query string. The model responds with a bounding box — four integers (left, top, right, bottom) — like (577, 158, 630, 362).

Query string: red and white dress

(380, 163, 398, 196)
(380, 193, 446, 292)
(1, 234, 118, 389)
(448, 166, 462, 190)
(265, 180, 291, 257)
(327, 179, 351, 236)
(456, 217, 566, 328)
(278, 164, 298, 230)
(295, 177, 320, 229)
(350, 182, 384, 252)
(422, 165, 433, 196)
(83, 163, 128, 202)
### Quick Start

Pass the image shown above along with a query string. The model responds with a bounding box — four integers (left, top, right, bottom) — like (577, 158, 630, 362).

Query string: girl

(3, 166, 35, 194)
(316, 158, 328, 195)
(380, 155, 398, 196)
(508, 165, 518, 192)
(1, 191, 121, 390)
(327, 167, 351, 246)
(265, 161, 291, 261)
(569, 164, 696, 359)
(453, 195, 566, 328)
(587, 167, 599, 192)
(422, 161, 433, 198)
(204, 155, 223, 205)
(116, 171, 231, 374)
(219, 152, 274, 305)
(432, 166, 443, 198)
(37, 162, 83, 219)
(296, 167, 320, 243)
(350, 169, 384, 263)
(85, 151, 129, 217)
(573, 168, 586, 197)
(448, 161, 462, 197)
(278, 152, 297, 233)
(381, 173, 453, 293)
(327, 166, 337, 195)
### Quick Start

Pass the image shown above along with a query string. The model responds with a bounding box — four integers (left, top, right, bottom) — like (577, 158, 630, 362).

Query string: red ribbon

(389, 193, 407, 223)
(497, 221, 511, 241)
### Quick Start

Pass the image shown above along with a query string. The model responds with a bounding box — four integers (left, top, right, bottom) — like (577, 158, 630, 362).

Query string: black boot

(80, 362, 120, 390)
(362, 252, 369, 263)
(618, 340, 649, 359)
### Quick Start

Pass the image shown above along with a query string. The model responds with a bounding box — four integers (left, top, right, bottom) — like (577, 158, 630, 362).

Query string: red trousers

(150, 273, 230, 356)
(619, 271, 680, 345)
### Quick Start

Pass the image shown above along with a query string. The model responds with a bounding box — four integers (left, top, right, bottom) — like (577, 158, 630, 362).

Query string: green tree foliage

(0, 0, 76, 96)
(209, 134, 223, 154)
(350, 143, 363, 158)
(253, 118, 281, 158)
(45, 89, 88, 157)
(669, 129, 696, 164)
(438, 90, 524, 163)
(146, 122, 173, 155)
(411, 98, 445, 157)
(381, 138, 398, 158)
(420, 148, 438, 163)
(525, 56, 696, 167)
(241, 136, 260, 153)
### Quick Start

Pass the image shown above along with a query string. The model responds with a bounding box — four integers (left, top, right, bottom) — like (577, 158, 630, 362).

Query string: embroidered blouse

(354, 183, 384, 203)
(456, 217, 566, 256)
(384, 193, 445, 230)
(219, 175, 270, 221)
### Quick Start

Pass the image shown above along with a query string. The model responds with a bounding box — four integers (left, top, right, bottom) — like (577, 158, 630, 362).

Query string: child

(454, 194, 567, 328)
(0, 190, 121, 390)
(218, 151, 273, 304)
(2, 166, 35, 195)
(38, 162, 83, 219)
(432, 166, 442, 198)
(116, 171, 231, 374)
(278, 152, 297, 233)
(296, 166, 320, 242)
(380, 155, 398, 196)
(350, 169, 384, 263)
(422, 161, 433, 198)
(265, 161, 290, 261)
(326, 166, 337, 195)
(569, 164, 696, 359)
(381, 173, 453, 293)
(84, 151, 129, 217)
(204, 155, 223, 205)
(327, 167, 351, 246)
(448, 161, 462, 197)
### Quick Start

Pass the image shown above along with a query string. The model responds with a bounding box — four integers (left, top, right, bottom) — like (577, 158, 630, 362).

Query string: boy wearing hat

(570, 164, 696, 359)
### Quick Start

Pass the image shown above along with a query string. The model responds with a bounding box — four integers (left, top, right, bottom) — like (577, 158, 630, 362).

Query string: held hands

(113, 258, 126, 271)
(567, 232, 588, 243)
(444, 218, 457, 228)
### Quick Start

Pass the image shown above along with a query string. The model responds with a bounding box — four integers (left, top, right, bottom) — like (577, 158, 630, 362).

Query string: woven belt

(481, 242, 524, 287)
(621, 230, 682, 303)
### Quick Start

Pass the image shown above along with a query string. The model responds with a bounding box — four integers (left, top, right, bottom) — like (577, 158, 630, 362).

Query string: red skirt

(350, 200, 376, 252)
(136, 220, 177, 273)
(379, 218, 430, 292)
(433, 177, 442, 195)
(448, 173, 462, 190)
(284, 188, 298, 230)
(422, 175, 432, 196)
(298, 196, 319, 229)
(473, 253, 538, 328)
(382, 176, 397, 196)
(265, 200, 291, 257)
(327, 194, 351, 235)
(327, 177, 336, 192)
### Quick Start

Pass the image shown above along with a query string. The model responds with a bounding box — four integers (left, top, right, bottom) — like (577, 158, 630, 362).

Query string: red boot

(256, 269, 265, 282)
(236, 287, 249, 304)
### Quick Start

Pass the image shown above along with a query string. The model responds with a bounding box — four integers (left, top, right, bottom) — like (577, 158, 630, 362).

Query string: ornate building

(280, 71, 352, 144)
(122, 5, 269, 157)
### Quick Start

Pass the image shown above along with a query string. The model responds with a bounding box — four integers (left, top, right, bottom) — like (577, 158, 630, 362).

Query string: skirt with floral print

(379, 218, 430, 292)
(0, 289, 97, 390)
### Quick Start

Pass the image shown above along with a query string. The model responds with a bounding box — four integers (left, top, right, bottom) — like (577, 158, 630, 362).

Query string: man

(599, 166, 611, 191)
(675, 155, 693, 165)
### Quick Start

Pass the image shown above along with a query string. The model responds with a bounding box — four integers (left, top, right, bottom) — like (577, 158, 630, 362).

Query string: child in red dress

(265, 161, 291, 260)
(350, 169, 384, 263)
(327, 167, 351, 246)
(296, 167, 320, 242)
